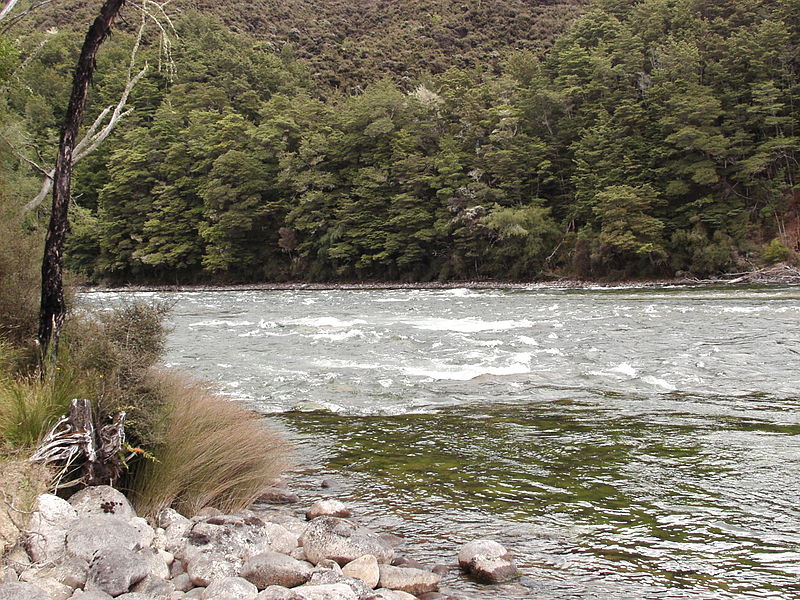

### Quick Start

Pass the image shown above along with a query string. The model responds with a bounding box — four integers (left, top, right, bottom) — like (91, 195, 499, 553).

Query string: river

(81, 285, 800, 599)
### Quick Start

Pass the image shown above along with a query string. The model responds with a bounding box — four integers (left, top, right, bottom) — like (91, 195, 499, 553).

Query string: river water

(82, 286, 800, 599)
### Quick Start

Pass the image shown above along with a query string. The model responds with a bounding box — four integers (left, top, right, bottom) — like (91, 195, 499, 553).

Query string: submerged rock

(305, 500, 351, 521)
(377, 564, 441, 596)
(457, 539, 518, 583)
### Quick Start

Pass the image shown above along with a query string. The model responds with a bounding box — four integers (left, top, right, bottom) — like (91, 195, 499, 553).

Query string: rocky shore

(78, 264, 800, 294)
(0, 486, 517, 600)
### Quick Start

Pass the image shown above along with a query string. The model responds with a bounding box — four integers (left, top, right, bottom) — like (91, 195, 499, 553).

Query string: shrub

(0, 212, 42, 346)
(762, 238, 791, 264)
(129, 371, 291, 518)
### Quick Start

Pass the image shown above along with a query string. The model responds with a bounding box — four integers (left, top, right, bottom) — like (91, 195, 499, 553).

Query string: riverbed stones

(131, 573, 175, 598)
(305, 500, 351, 520)
(201, 576, 258, 600)
(0, 582, 51, 600)
(255, 586, 303, 600)
(184, 516, 290, 562)
(257, 488, 300, 505)
(25, 493, 78, 563)
(377, 564, 441, 596)
(69, 486, 136, 519)
(300, 517, 394, 566)
(457, 539, 518, 583)
(241, 551, 312, 589)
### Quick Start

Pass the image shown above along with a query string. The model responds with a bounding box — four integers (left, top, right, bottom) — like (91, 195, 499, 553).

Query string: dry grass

(129, 371, 292, 518)
(0, 456, 51, 557)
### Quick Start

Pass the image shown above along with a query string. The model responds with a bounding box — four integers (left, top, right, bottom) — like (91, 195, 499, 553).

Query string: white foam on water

(611, 362, 637, 378)
(188, 319, 254, 328)
(403, 352, 533, 381)
(409, 318, 534, 333)
(474, 339, 503, 347)
(641, 375, 676, 391)
(518, 335, 539, 346)
(722, 306, 761, 313)
(378, 378, 394, 388)
(311, 329, 366, 341)
(291, 316, 368, 328)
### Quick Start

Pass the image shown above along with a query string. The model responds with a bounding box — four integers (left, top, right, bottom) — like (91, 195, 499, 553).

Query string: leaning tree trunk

(38, 0, 126, 362)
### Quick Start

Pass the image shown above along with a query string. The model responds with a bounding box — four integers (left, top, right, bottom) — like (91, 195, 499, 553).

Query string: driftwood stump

(31, 398, 127, 488)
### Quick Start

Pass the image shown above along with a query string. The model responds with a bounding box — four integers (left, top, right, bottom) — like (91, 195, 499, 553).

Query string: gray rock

(26, 575, 73, 600)
(86, 546, 150, 596)
(377, 565, 440, 596)
(182, 517, 286, 563)
(185, 588, 205, 599)
(171, 573, 193, 592)
(201, 577, 258, 600)
(141, 547, 171, 580)
(255, 586, 303, 600)
(51, 555, 89, 588)
(305, 501, 350, 521)
(24, 494, 78, 563)
(170, 559, 186, 578)
(290, 547, 307, 562)
(0, 582, 51, 600)
(69, 486, 136, 519)
(132, 574, 176, 599)
(293, 584, 357, 600)
(300, 518, 393, 566)
(370, 590, 417, 600)
(129, 517, 156, 548)
(66, 515, 145, 562)
(457, 539, 517, 583)
(157, 509, 191, 531)
(341, 555, 379, 589)
(69, 591, 114, 600)
(256, 488, 300, 505)
(115, 594, 153, 600)
(0, 567, 16, 584)
(241, 551, 312, 589)
(168, 593, 187, 600)
(187, 552, 239, 587)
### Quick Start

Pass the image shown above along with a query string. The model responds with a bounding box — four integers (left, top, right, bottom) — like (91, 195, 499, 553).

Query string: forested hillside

(1, 0, 798, 283)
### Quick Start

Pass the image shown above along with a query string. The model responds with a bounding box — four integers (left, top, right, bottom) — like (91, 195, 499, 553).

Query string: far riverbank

(78, 264, 800, 293)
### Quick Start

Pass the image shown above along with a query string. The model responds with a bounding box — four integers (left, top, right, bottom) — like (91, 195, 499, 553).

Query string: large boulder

(305, 501, 350, 521)
(377, 565, 440, 596)
(85, 546, 150, 597)
(69, 486, 136, 519)
(182, 516, 294, 563)
(299, 518, 393, 566)
(66, 515, 147, 562)
(69, 591, 114, 600)
(24, 494, 78, 563)
(187, 552, 240, 587)
(0, 582, 50, 600)
(241, 552, 312, 589)
(21, 575, 72, 600)
(293, 584, 358, 600)
(201, 577, 258, 600)
(341, 555, 378, 589)
(457, 539, 518, 583)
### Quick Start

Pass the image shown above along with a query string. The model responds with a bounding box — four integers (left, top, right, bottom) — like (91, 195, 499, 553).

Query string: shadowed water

(81, 286, 800, 598)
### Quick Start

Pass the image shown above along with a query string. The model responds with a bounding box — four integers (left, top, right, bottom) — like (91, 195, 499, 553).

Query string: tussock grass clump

(129, 371, 291, 518)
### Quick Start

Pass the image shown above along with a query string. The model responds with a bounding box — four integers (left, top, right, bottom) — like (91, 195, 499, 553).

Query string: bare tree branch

(0, 0, 21, 21)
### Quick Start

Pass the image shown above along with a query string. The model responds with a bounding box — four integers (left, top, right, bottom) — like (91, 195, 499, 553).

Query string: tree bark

(38, 0, 126, 361)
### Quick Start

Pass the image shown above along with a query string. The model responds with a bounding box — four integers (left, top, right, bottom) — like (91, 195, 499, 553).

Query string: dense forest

(1, 0, 798, 283)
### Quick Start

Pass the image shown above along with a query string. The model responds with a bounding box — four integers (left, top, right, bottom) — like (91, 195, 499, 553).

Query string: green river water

(82, 285, 800, 599)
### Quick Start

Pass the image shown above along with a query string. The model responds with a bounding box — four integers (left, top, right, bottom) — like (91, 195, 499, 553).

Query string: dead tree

(38, 0, 126, 362)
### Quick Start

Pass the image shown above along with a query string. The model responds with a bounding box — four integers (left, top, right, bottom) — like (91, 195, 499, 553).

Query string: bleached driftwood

(31, 398, 127, 488)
